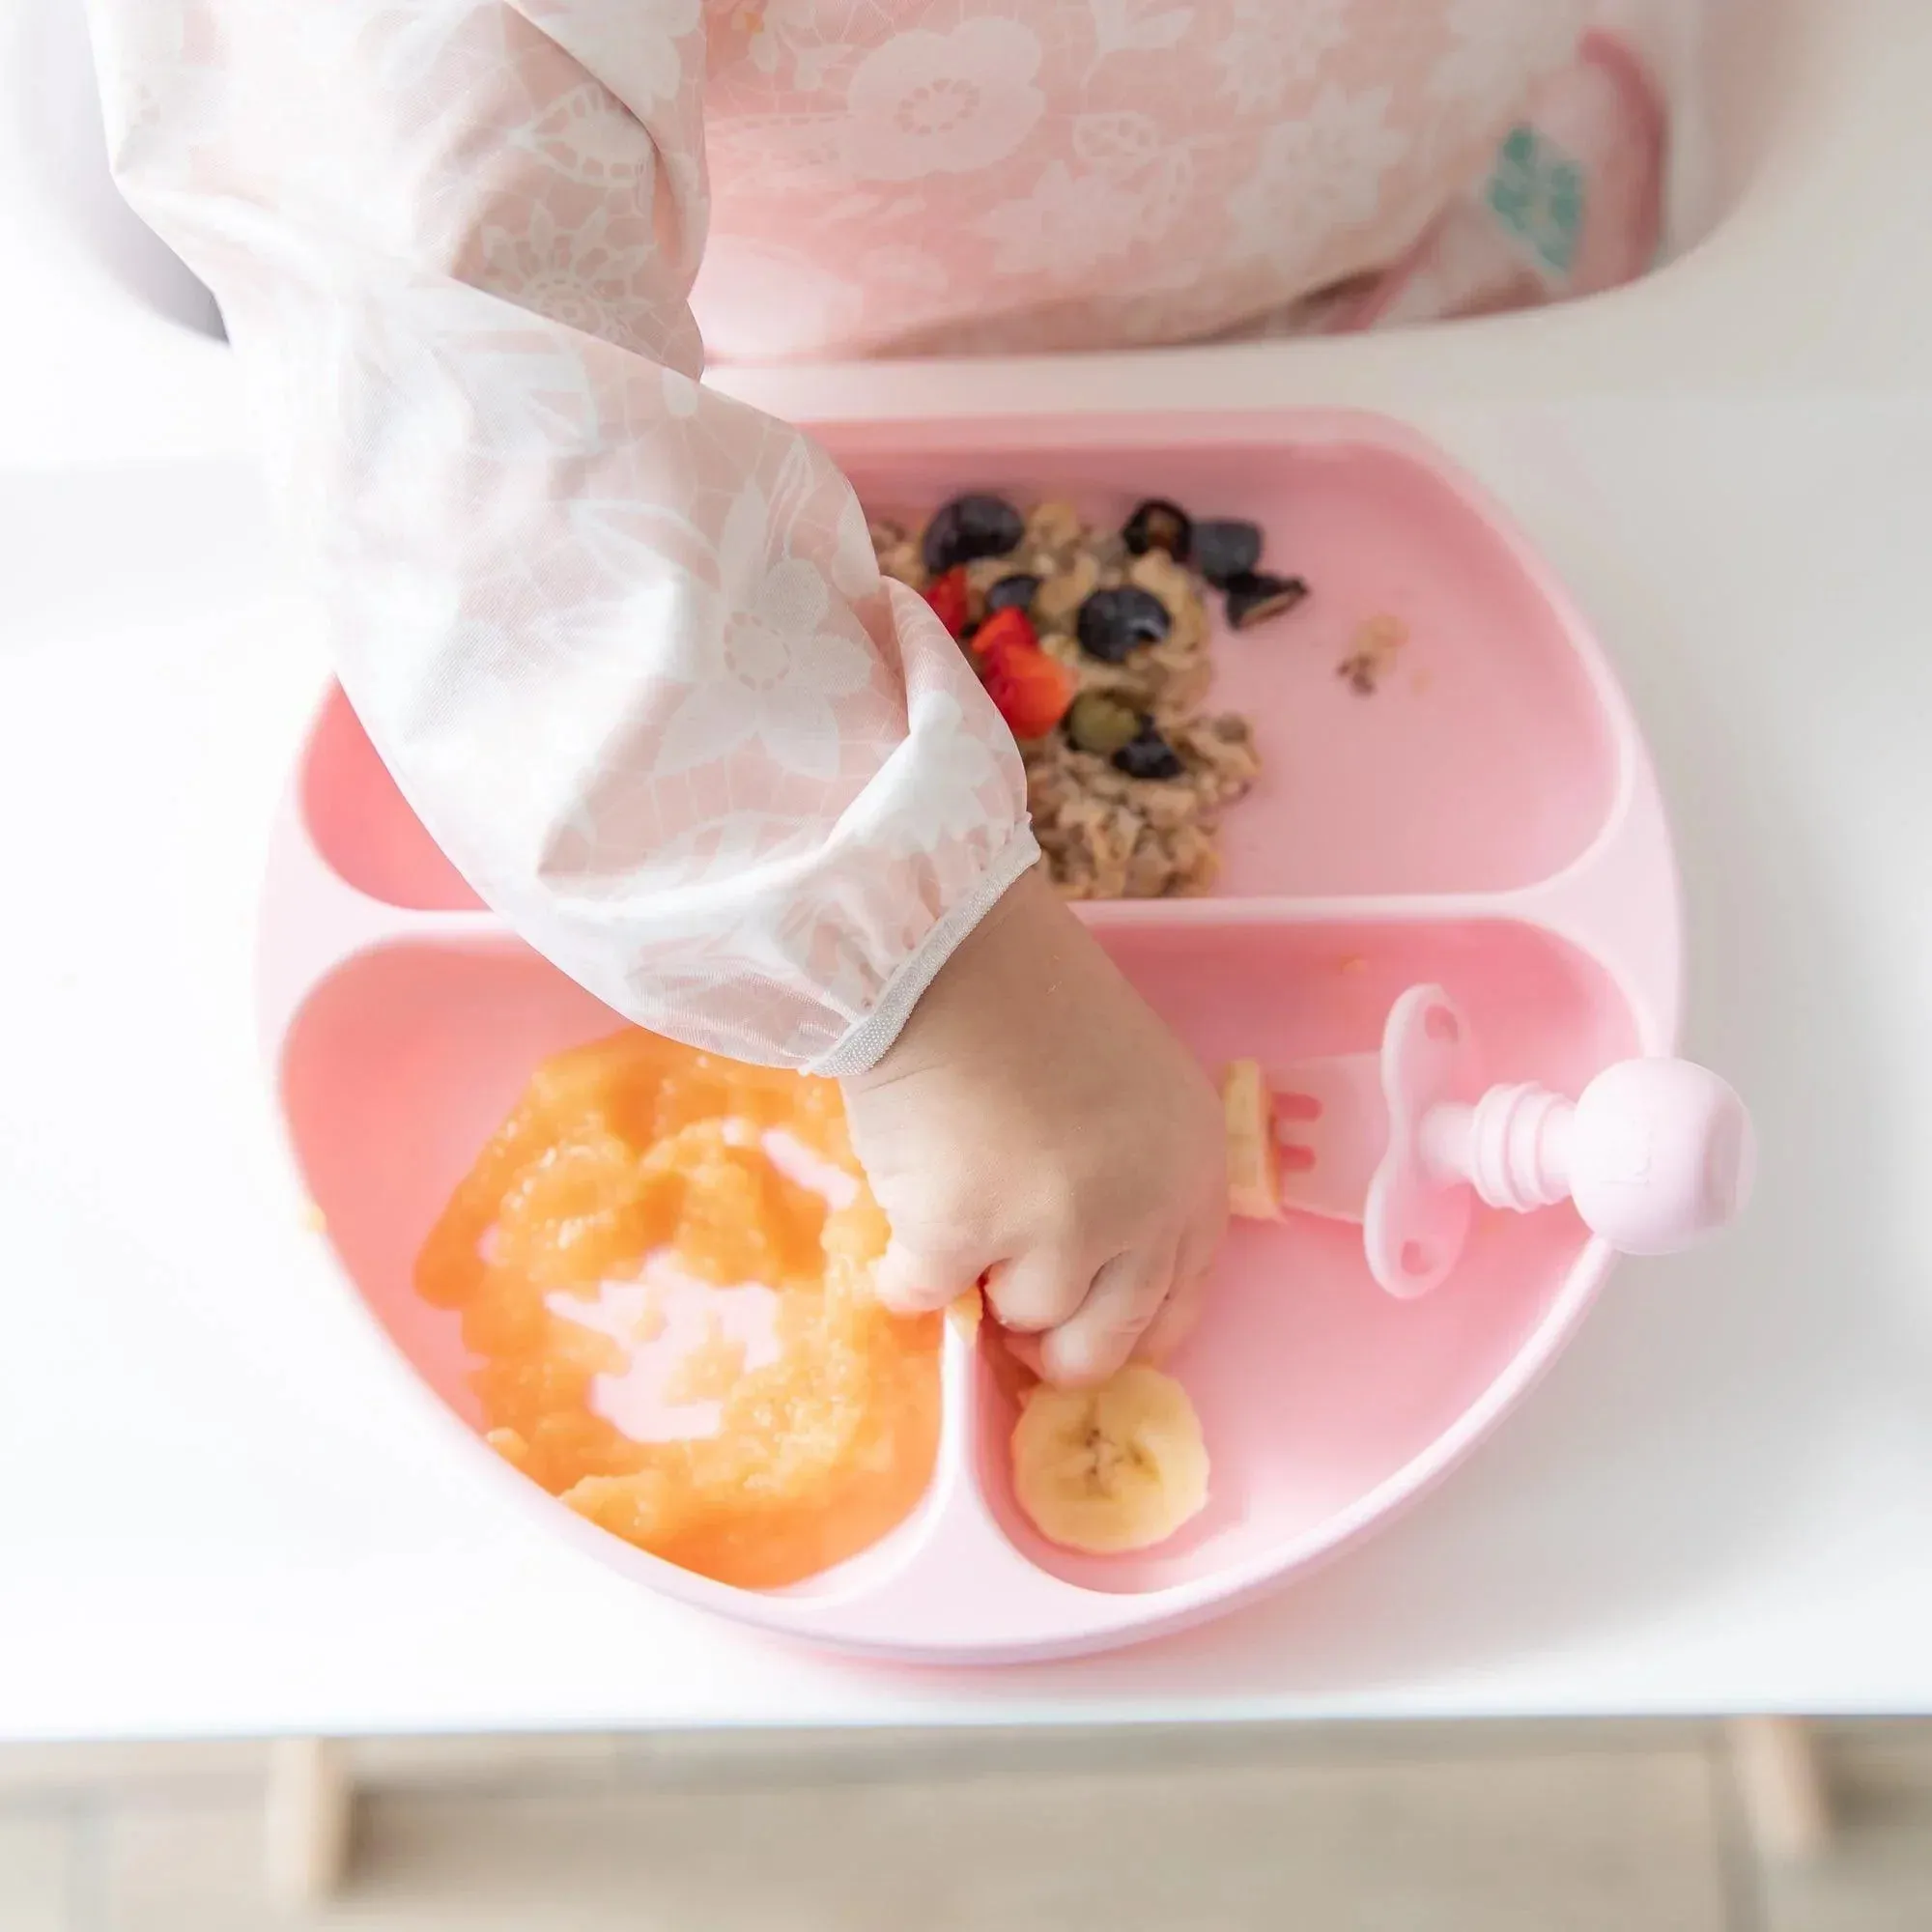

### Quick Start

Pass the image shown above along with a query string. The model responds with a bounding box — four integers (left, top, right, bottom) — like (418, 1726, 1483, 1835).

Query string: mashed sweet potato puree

(414, 1030, 940, 1589)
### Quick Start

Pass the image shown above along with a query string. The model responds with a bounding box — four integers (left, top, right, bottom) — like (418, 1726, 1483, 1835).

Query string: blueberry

(1224, 570, 1309, 630)
(1122, 498, 1192, 561)
(1191, 519, 1264, 587)
(1076, 584, 1171, 663)
(1111, 723, 1185, 781)
(921, 495, 1025, 575)
(984, 573, 1041, 614)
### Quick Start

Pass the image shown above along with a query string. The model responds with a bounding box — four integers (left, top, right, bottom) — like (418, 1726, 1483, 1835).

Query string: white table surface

(3, 0, 1930, 1742)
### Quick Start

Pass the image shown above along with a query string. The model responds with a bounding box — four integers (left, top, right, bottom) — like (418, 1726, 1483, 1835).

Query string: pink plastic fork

(1272, 985, 1754, 1298)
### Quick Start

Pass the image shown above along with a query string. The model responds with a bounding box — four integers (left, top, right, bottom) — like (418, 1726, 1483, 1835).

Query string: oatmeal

(870, 493, 1308, 898)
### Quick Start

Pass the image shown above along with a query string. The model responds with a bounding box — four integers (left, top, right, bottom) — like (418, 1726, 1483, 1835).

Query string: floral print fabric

(84, 0, 1586, 1069)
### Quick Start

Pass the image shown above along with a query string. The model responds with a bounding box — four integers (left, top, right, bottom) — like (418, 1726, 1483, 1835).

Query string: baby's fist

(843, 868, 1226, 1384)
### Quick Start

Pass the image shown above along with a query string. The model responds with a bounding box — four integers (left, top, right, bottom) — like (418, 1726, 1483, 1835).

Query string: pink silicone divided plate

(260, 409, 1681, 1664)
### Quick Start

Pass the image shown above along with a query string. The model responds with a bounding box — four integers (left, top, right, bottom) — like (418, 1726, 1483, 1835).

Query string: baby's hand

(844, 867, 1226, 1385)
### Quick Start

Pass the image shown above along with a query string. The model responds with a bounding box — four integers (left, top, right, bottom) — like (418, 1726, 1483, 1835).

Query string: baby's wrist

(845, 865, 1064, 1094)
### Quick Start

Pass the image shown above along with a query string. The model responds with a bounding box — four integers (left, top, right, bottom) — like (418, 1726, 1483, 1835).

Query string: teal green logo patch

(1485, 124, 1586, 276)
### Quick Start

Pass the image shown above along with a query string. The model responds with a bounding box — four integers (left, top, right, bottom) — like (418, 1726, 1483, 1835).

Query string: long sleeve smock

(84, 0, 1605, 1068)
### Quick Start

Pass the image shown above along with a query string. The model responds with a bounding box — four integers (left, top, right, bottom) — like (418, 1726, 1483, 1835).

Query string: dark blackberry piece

(984, 573, 1041, 614)
(1224, 570, 1309, 629)
(1111, 723, 1185, 781)
(1075, 584, 1171, 663)
(921, 495, 1026, 575)
(1122, 498, 1192, 561)
(1191, 519, 1264, 588)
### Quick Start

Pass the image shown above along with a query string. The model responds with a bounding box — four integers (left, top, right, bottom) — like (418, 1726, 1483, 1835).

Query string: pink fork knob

(1565, 1059, 1755, 1254)
(1424, 1058, 1753, 1255)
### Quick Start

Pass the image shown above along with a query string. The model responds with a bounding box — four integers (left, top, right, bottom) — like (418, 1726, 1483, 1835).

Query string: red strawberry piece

(983, 644, 1077, 740)
(970, 605, 1038, 663)
(924, 566, 970, 639)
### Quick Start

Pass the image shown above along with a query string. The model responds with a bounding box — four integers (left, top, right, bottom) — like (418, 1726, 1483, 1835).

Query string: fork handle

(1422, 1059, 1752, 1255)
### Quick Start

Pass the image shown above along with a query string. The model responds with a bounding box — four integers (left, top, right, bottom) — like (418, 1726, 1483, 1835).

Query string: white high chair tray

(1, 0, 1928, 1738)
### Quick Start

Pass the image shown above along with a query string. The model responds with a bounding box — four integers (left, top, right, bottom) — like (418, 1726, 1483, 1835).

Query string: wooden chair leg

(266, 1736, 354, 1906)
(1729, 1716, 1832, 1861)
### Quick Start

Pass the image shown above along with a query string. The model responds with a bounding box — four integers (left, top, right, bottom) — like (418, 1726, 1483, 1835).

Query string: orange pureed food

(414, 1030, 940, 1590)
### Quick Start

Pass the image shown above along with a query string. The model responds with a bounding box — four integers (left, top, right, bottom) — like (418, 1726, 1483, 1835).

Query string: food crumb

(299, 1200, 327, 1234)
(1338, 613, 1409, 696)
(1338, 953, 1369, 977)
(948, 1286, 984, 1340)
(1409, 667, 1434, 696)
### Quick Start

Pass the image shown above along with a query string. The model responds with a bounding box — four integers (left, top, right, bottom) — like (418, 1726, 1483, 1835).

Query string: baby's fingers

(1041, 1241, 1177, 1387)
(873, 1238, 982, 1316)
(1135, 1260, 1208, 1365)
(985, 1245, 1093, 1335)
(1135, 1211, 1223, 1364)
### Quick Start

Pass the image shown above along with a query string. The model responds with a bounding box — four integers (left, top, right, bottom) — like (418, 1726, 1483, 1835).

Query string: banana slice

(1010, 1364, 1209, 1554)
(1223, 1058, 1282, 1220)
